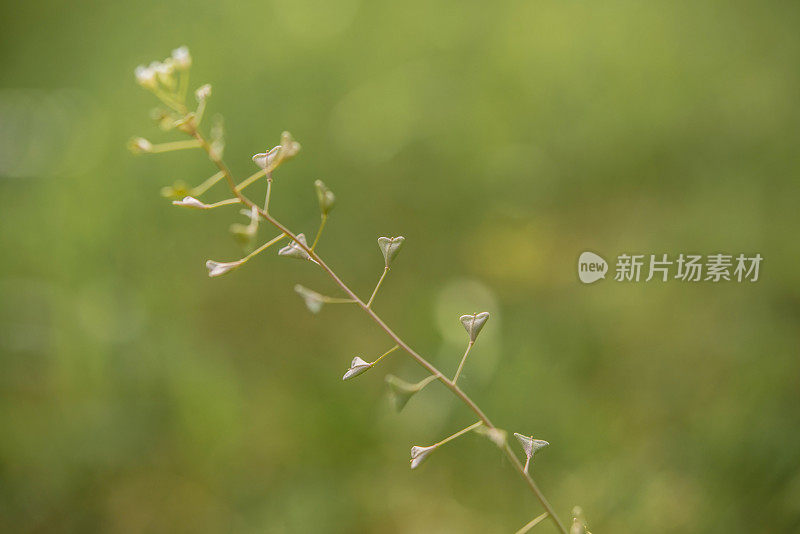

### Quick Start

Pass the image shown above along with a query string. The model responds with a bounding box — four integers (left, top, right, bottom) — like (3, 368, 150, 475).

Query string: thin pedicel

(130, 46, 592, 534)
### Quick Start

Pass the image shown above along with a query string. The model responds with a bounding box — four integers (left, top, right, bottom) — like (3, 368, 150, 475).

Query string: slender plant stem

(191, 170, 226, 196)
(311, 214, 327, 251)
(195, 99, 207, 125)
(179, 69, 190, 104)
(264, 176, 273, 212)
(320, 296, 356, 304)
(515, 512, 549, 534)
(366, 266, 388, 308)
(415, 374, 438, 390)
(452, 341, 474, 384)
(235, 169, 267, 192)
(189, 128, 568, 534)
(151, 139, 202, 153)
(204, 198, 241, 209)
(436, 420, 482, 447)
(371, 345, 400, 366)
(239, 232, 286, 263)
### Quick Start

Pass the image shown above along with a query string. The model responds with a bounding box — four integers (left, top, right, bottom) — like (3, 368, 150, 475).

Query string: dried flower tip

(148, 60, 175, 90)
(513, 433, 549, 459)
(172, 196, 208, 209)
(153, 59, 174, 79)
(295, 285, 324, 314)
(128, 137, 153, 154)
(409, 444, 438, 469)
(476, 426, 507, 448)
(135, 65, 157, 89)
(279, 131, 301, 159)
(385, 375, 420, 412)
(277, 233, 315, 262)
(205, 259, 241, 278)
(195, 84, 212, 102)
(229, 222, 256, 246)
(377, 236, 405, 267)
(229, 206, 258, 246)
(314, 180, 335, 216)
(342, 356, 371, 380)
(171, 46, 192, 70)
(459, 312, 490, 343)
(160, 181, 191, 199)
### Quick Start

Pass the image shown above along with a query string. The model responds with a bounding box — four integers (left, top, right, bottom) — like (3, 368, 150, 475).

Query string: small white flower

(153, 60, 174, 76)
(205, 259, 241, 277)
(460, 312, 490, 343)
(377, 236, 405, 267)
(409, 444, 438, 469)
(152, 60, 175, 86)
(134, 65, 157, 89)
(342, 356, 371, 380)
(128, 137, 153, 154)
(171, 46, 192, 70)
(195, 84, 212, 102)
(172, 196, 208, 209)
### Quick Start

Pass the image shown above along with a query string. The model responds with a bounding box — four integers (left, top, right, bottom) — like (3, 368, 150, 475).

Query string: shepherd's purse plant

(129, 47, 592, 534)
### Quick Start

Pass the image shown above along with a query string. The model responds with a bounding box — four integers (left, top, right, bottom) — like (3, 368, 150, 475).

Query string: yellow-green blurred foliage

(1, 0, 799, 532)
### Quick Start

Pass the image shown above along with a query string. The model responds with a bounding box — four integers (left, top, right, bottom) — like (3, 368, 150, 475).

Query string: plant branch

(453, 340, 474, 384)
(366, 266, 388, 308)
(515, 512, 550, 534)
(188, 127, 568, 534)
(311, 214, 327, 251)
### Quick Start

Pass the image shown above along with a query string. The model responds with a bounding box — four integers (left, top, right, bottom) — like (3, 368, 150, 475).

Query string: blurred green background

(1, 0, 799, 532)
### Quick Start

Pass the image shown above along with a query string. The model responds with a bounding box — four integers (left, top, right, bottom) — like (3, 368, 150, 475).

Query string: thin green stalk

(191, 171, 226, 196)
(515, 512, 549, 534)
(371, 345, 400, 367)
(311, 214, 327, 251)
(453, 341, 474, 383)
(264, 176, 273, 212)
(366, 266, 388, 308)
(415, 374, 438, 390)
(151, 139, 201, 153)
(235, 169, 267, 192)
(435, 420, 483, 447)
(241, 232, 286, 263)
(203, 198, 240, 209)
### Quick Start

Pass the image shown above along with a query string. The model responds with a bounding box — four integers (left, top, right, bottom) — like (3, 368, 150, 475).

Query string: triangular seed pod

(278, 234, 314, 262)
(459, 312, 490, 342)
(342, 356, 371, 380)
(205, 260, 242, 278)
(409, 445, 437, 469)
(172, 196, 208, 209)
(385, 375, 420, 412)
(378, 236, 405, 267)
